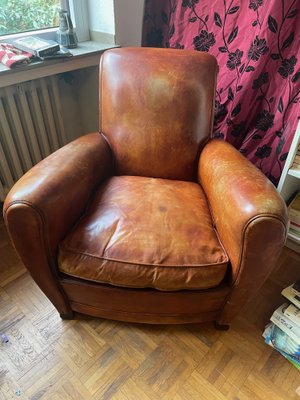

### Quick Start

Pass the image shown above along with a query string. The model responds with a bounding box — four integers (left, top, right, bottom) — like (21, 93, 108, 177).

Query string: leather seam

(216, 214, 287, 321)
(58, 245, 229, 268)
(70, 301, 220, 316)
(231, 213, 287, 289)
(99, 53, 104, 132)
(4, 200, 70, 297)
(99, 131, 116, 173)
(61, 271, 223, 291)
(236, 213, 287, 286)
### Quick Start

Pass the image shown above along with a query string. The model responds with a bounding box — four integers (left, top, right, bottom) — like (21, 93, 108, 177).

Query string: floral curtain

(142, 0, 300, 185)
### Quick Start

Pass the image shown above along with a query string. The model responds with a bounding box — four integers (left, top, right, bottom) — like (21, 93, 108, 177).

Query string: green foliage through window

(0, 0, 60, 36)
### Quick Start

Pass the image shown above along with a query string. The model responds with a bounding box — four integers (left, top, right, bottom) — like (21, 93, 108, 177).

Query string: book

(282, 285, 300, 310)
(294, 155, 300, 163)
(287, 357, 300, 371)
(290, 209, 300, 220)
(263, 323, 300, 359)
(292, 279, 300, 293)
(263, 324, 300, 372)
(271, 345, 300, 370)
(288, 192, 300, 236)
(39, 47, 73, 60)
(270, 303, 300, 344)
(284, 303, 300, 327)
(289, 192, 300, 218)
(290, 221, 300, 237)
(13, 36, 60, 57)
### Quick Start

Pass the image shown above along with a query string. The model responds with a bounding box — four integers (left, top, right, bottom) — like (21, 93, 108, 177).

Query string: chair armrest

(198, 139, 288, 323)
(3, 133, 113, 314)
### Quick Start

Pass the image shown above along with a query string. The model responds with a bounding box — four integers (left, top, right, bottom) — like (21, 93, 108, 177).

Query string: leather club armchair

(3, 48, 288, 328)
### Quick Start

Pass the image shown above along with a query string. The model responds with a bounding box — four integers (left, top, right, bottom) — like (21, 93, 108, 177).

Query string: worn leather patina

(3, 48, 288, 325)
(58, 176, 228, 290)
(100, 47, 216, 181)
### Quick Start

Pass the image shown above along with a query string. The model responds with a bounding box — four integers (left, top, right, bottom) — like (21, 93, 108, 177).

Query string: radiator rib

(0, 140, 14, 194)
(0, 98, 24, 179)
(50, 76, 67, 147)
(40, 79, 60, 152)
(30, 81, 52, 158)
(0, 76, 67, 201)
(4, 86, 32, 172)
(17, 83, 43, 165)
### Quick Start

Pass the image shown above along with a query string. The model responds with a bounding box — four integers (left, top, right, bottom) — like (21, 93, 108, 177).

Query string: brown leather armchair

(3, 48, 288, 328)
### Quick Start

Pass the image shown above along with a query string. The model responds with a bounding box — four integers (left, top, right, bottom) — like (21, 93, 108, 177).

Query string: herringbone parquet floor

(1, 217, 300, 400)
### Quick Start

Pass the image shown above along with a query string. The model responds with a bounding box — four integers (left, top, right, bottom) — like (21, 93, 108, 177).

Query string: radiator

(0, 76, 67, 202)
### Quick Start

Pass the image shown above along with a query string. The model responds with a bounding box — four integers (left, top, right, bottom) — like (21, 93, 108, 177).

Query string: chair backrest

(99, 47, 217, 181)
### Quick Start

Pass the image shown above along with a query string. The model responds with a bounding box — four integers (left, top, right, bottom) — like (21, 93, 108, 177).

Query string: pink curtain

(142, 0, 300, 185)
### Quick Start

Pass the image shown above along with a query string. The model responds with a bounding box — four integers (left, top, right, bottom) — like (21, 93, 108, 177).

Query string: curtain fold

(142, 0, 300, 185)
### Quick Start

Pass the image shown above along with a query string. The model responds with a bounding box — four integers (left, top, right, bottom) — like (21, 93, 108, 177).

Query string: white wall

(62, 0, 146, 140)
(87, 0, 115, 35)
(87, 0, 145, 46)
(114, 0, 145, 46)
(58, 73, 83, 141)
(76, 67, 99, 134)
(59, 67, 99, 141)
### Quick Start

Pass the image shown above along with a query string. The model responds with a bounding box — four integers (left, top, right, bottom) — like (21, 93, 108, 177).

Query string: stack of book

(291, 147, 300, 169)
(12, 36, 72, 60)
(288, 192, 300, 239)
(263, 281, 300, 370)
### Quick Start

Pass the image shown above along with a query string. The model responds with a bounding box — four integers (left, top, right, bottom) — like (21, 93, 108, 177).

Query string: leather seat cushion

(58, 176, 229, 291)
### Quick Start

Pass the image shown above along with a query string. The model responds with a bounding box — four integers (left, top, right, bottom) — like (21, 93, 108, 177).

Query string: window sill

(0, 41, 117, 88)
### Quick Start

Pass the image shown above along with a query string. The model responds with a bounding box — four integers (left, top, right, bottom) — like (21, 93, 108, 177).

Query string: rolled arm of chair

(198, 139, 288, 324)
(3, 133, 113, 315)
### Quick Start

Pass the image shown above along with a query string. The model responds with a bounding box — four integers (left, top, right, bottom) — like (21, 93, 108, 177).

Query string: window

(0, 0, 89, 43)
(0, 0, 68, 36)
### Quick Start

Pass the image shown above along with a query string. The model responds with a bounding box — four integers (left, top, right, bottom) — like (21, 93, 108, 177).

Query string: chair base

(60, 311, 74, 320)
(60, 277, 231, 325)
(214, 321, 230, 330)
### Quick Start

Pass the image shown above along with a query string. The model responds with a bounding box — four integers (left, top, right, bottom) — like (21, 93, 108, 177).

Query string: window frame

(0, 0, 90, 43)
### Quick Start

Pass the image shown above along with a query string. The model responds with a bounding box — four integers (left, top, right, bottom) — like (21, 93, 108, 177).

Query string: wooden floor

(1, 217, 300, 400)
